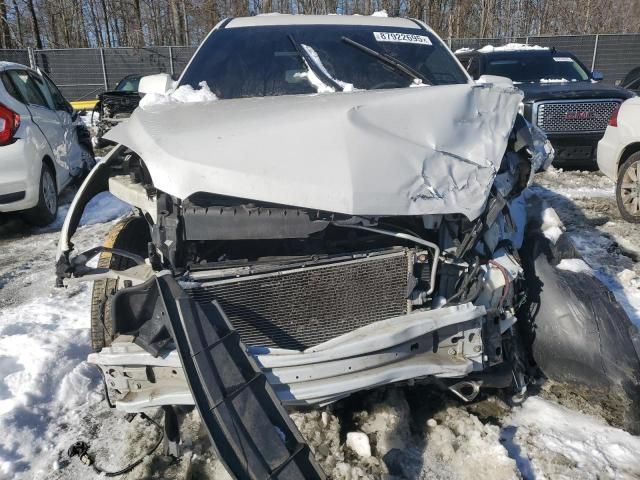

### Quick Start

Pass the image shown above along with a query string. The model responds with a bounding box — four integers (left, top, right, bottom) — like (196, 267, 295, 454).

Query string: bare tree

(0, 0, 10, 48)
(25, 0, 41, 48)
(0, 0, 636, 49)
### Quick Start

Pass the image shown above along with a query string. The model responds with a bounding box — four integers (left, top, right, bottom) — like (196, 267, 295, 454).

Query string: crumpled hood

(106, 83, 522, 219)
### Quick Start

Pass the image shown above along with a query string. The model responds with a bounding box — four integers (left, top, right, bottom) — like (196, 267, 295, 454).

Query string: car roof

(0, 61, 32, 72)
(226, 14, 422, 30)
(457, 49, 573, 58)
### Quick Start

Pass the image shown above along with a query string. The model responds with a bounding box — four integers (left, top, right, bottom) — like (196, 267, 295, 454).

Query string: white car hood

(106, 83, 522, 220)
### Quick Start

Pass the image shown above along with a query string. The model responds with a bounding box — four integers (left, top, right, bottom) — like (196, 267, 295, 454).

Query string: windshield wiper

(287, 34, 342, 91)
(341, 36, 430, 86)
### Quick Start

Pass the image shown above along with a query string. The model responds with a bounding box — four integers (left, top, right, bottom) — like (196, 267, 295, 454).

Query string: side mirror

(138, 73, 175, 95)
(592, 70, 604, 81)
(476, 75, 514, 87)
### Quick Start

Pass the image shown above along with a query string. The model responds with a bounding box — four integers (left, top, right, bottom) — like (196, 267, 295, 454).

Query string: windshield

(179, 25, 468, 99)
(116, 76, 140, 91)
(484, 53, 590, 83)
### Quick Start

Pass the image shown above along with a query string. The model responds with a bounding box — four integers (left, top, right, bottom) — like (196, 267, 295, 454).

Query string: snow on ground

(477, 43, 548, 53)
(78, 111, 98, 129)
(533, 166, 640, 329)
(0, 191, 133, 479)
(0, 167, 639, 479)
(505, 396, 640, 479)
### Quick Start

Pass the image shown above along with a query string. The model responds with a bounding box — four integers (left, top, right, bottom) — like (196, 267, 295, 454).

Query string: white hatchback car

(0, 62, 94, 225)
(597, 97, 640, 222)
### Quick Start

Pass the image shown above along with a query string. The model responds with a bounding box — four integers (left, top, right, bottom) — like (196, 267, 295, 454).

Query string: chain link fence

(2, 46, 197, 101)
(0, 33, 638, 101)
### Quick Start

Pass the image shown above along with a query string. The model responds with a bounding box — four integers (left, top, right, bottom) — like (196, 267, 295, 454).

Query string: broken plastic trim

(57, 245, 145, 282)
(152, 273, 326, 479)
(56, 147, 122, 286)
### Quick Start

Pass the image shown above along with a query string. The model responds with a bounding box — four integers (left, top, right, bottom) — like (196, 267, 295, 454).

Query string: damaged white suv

(56, 15, 640, 479)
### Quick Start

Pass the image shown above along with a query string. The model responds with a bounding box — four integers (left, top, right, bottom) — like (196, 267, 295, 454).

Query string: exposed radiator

(535, 99, 621, 134)
(184, 249, 411, 351)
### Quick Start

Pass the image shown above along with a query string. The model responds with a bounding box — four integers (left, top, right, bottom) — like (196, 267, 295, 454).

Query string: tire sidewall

(90, 216, 150, 351)
(616, 152, 640, 223)
(24, 164, 58, 226)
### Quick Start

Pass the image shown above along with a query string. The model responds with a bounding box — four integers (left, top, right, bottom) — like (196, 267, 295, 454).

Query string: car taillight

(608, 106, 619, 127)
(0, 103, 20, 145)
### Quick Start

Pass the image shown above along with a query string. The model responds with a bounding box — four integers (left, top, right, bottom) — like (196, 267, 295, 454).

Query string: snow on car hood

(106, 83, 522, 219)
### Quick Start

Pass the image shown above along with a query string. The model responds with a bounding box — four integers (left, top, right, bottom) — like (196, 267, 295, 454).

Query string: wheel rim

(42, 170, 56, 214)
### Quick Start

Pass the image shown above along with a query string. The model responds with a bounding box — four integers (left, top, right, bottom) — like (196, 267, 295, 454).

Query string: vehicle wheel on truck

(24, 164, 58, 227)
(90, 215, 150, 351)
(616, 152, 640, 223)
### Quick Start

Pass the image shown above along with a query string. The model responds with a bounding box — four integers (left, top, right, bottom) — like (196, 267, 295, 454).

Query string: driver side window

(32, 73, 69, 112)
(6, 70, 49, 108)
(30, 73, 56, 110)
(42, 74, 70, 111)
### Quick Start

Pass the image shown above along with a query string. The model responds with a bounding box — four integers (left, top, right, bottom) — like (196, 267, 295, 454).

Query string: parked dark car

(456, 46, 635, 167)
(621, 67, 640, 93)
(93, 74, 142, 147)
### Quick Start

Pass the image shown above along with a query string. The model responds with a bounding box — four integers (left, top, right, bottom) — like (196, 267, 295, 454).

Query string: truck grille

(185, 249, 411, 351)
(535, 100, 621, 134)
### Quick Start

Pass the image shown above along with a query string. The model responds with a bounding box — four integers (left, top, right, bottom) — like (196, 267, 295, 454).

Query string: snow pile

(293, 69, 335, 94)
(539, 78, 571, 83)
(295, 389, 519, 480)
(0, 281, 98, 478)
(617, 268, 640, 288)
(410, 78, 429, 88)
(371, 9, 388, 17)
(454, 47, 474, 54)
(47, 190, 131, 232)
(79, 111, 97, 128)
(504, 397, 640, 479)
(80, 191, 132, 225)
(290, 409, 386, 478)
(478, 43, 548, 53)
(420, 407, 519, 480)
(345, 432, 371, 458)
(540, 205, 565, 243)
(534, 167, 615, 199)
(356, 389, 411, 457)
(139, 81, 218, 110)
(297, 45, 354, 93)
(556, 258, 593, 274)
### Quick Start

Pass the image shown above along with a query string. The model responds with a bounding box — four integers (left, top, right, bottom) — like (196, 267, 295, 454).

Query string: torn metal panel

(106, 83, 523, 219)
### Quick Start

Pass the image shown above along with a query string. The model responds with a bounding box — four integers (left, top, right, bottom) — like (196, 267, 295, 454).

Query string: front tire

(90, 216, 150, 351)
(24, 164, 58, 226)
(616, 152, 640, 223)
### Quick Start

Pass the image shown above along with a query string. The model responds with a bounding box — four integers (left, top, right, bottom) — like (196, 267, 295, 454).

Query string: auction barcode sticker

(374, 32, 432, 45)
(553, 57, 574, 62)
